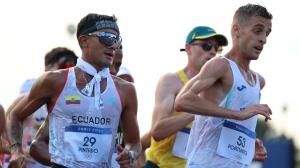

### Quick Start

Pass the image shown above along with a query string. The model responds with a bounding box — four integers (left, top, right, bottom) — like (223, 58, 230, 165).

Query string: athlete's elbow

(174, 94, 189, 112)
(29, 140, 39, 159)
(30, 140, 52, 166)
(151, 134, 164, 142)
(150, 127, 164, 142)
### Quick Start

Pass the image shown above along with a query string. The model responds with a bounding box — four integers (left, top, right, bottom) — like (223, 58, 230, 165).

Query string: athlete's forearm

(125, 142, 142, 160)
(30, 139, 51, 166)
(7, 115, 24, 152)
(6, 95, 28, 152)
(140, 132, 151, 150)
(0, 105, 5, 136)
(151, 113, 193, 141)
(175, 91, 237, 119)
(0, 137, 10, 154)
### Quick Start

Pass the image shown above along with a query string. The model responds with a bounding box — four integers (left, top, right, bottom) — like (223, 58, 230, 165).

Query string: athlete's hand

(237, 104, 272, 120)
(116, 144, 134, 168)
(253, 138, 267, 161)
(8, 151, 27, 168)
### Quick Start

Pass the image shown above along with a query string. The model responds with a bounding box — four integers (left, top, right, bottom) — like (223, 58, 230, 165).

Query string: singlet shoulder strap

(254, 72, 261, 89)
(49, 68, 70, 113)
(222, 57, 240, 74)
(175, 69, 193, 127)
(176, 69, 189, 84)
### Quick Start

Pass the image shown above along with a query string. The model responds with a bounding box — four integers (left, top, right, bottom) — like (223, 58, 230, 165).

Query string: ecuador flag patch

(65, 96, 80, 104)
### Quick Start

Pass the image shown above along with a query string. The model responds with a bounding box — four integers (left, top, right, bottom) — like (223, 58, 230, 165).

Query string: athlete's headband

(80, 20, 120, 35)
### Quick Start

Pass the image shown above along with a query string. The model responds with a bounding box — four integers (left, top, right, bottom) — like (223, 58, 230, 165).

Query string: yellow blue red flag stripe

(65, 96, 80, 104)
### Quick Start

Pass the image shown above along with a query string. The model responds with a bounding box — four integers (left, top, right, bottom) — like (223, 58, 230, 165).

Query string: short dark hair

(44, 47, 78, 66)
(234, 4, 273, 26)
(76, 13, 119, 41)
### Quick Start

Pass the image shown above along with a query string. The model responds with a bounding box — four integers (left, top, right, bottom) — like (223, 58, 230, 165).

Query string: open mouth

(254, 46, 263, 52)
(104, 52, 113, 57)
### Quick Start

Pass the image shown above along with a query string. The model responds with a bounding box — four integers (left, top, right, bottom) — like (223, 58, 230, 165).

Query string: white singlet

(186, 57, 260, 168)
(49, 68, 122, 168)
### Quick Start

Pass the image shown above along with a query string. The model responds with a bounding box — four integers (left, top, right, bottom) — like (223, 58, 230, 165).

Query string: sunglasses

(88, 32, 122, 48)
(190, 41, 219, 52)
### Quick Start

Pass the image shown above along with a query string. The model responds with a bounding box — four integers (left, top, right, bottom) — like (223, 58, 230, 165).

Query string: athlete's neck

(184, 65, 199, 79)
(225, 49, 251, 71)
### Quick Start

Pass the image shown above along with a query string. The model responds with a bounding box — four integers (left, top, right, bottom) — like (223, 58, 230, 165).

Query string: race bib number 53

(217, 120, 256, 165)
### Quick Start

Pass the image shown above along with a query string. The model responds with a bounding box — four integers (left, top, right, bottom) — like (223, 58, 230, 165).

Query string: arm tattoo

(7, 116, 23, 150)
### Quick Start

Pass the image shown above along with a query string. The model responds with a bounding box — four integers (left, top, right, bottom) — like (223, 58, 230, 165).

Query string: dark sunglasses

(88, 32, 122, 48)
(190, 41, 219, 52)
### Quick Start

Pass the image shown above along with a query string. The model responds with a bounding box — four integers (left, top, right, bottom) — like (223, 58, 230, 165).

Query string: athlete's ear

(79, 35, 88, 48)
(184, 44, 192, 55)
(231, 24, 240, 39)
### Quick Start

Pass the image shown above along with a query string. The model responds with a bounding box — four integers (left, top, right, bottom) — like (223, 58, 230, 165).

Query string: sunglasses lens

(202, 42, 213, 51)
(98, 33, 121, 47)
(191, 41, 219, 52)
(99, 36, 113, 46)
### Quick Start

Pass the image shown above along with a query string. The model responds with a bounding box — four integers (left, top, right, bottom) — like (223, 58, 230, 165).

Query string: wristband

(127, 150, 138, 162)
(10, 142, 22, 150)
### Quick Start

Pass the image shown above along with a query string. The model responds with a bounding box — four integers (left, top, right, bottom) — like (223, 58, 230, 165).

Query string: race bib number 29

(64, 125, 112, 163)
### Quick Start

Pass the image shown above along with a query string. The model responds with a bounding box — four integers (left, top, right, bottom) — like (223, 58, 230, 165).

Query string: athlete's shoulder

(43, 68, 69, 82)
(201, 56, 231, 77)
(161, 72, 181, 82)
(112, 75, 135, 92)
(112, 75, 137, 107)
(34, 69, 69, 93)
(158, 72, 183, 88)
(19, 78, 36, 94)
(209, 56, 230, 68)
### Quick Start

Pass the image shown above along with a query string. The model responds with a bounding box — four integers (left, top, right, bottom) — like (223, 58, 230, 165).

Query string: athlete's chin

(250, 56, 259, 60)
(104, 57, 113, 65)
(251, 53, 259, 58)
(104, 60, 113, 67)
(250, 52, 261, 60)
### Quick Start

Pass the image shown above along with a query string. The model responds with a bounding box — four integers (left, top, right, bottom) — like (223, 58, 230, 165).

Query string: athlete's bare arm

(30, 116, 51, 166)
(4, 95, 31, 161)
(151, 73, 194, 141)
(0, 104, 5, 138)
(253, 138, 267, 161)
(140, 131, 151, 152)
(7, 70, 66, 168)
(114, 78, 141, 167)
(118, 74, 134, 83)
(253, 75, 268, 161)
(174, 57, 272, 120)
(0, 104, 10, 154)
(135, 131, 151, 167)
